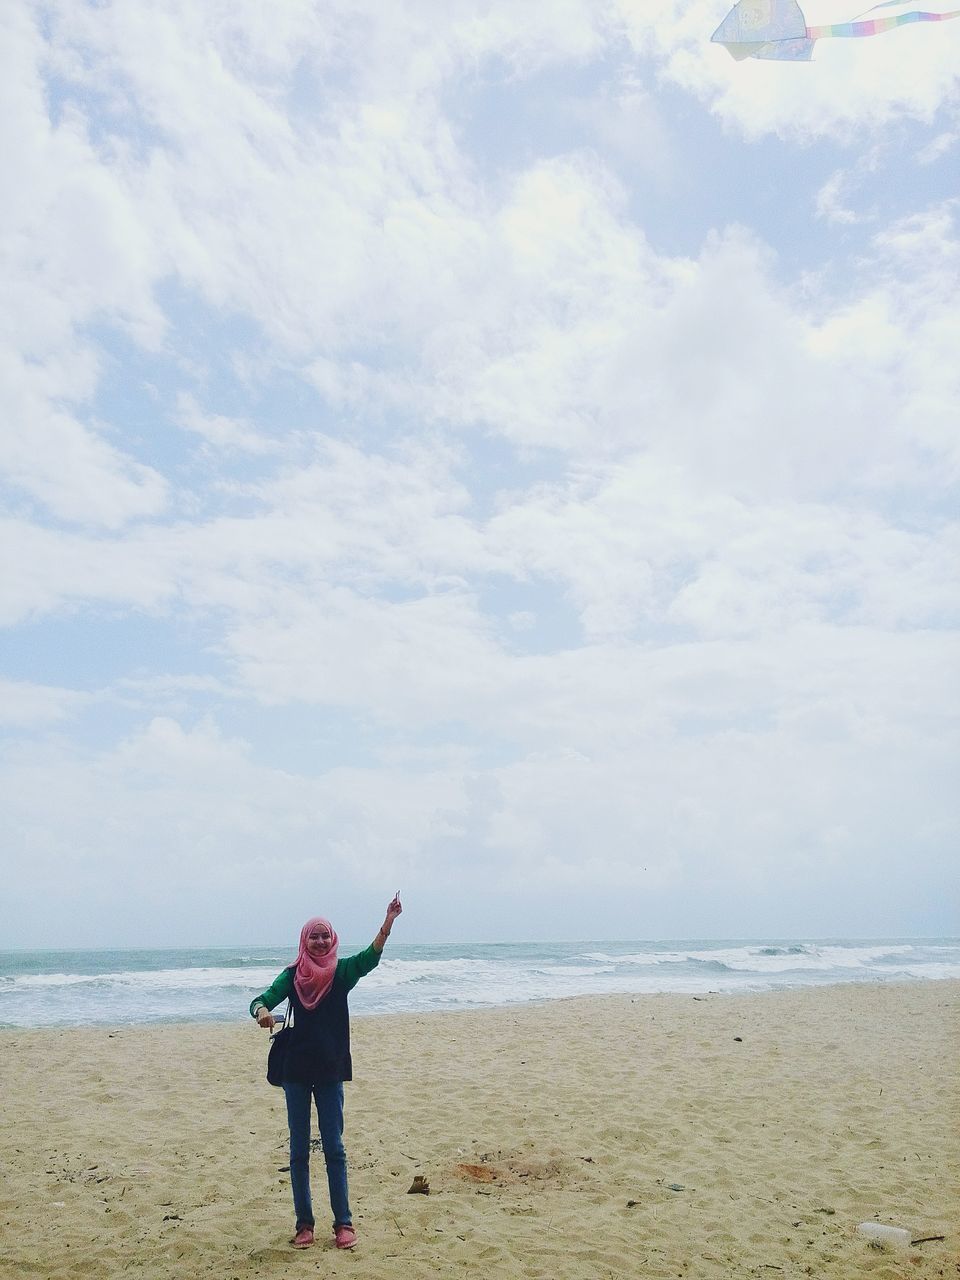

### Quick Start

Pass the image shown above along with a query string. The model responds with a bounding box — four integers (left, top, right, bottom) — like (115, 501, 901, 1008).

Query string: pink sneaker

(334, 1224, 358, 1249)
(292, 1226, 314, 1248)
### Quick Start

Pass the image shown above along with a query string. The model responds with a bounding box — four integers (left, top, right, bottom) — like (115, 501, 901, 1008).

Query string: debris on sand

(454, 1163, 497, 1183)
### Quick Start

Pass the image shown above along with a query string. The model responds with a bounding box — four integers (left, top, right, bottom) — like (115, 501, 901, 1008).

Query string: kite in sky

(712, 0, 960, 60)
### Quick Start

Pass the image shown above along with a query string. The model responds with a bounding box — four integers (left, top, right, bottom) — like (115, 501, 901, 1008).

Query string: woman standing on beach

(251, 893, 402, 1250)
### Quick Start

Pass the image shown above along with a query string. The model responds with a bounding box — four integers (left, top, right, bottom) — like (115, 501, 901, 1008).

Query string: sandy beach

(0, 980, 956, 1279)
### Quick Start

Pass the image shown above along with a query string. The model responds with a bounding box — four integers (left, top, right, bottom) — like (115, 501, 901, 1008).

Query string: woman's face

(306, 922, 333, 957)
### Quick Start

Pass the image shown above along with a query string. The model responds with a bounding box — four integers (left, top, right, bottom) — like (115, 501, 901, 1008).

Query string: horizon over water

(2, 937, 958, 1029)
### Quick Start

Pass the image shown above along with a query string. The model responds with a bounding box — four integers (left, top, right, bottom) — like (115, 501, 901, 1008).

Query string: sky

(2, 0, 959, 948)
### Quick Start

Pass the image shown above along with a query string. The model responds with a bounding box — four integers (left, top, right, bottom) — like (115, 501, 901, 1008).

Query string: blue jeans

(283, 1080, 351, 1230)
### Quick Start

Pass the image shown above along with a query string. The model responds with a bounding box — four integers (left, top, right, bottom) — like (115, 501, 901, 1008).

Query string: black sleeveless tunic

(283, 973, 354, 1085)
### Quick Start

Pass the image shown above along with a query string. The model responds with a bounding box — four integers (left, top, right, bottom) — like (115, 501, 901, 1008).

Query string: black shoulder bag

(266, 997, 294, 1087)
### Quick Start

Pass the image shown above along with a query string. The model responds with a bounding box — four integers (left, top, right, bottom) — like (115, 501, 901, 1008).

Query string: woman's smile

(306, 927, 333, 955)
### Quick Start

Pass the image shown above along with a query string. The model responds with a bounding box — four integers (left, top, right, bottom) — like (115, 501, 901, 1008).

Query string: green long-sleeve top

(249, 943, 381, 1017)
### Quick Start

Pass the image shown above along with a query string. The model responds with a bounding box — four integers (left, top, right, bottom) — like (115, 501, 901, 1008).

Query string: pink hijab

(292, 917, 340, 1009)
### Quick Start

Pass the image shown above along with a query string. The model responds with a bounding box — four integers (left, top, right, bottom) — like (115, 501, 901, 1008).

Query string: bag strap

(269, 988, 294, 1040)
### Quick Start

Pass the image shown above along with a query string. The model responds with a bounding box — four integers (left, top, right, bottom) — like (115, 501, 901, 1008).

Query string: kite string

(845, 0, 954, 15)
(854, 0, 923, 12)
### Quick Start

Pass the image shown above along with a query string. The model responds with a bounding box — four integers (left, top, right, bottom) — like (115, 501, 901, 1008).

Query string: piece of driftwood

(407, 1174, 430, 1194)
(910, 1236, 946, 1245)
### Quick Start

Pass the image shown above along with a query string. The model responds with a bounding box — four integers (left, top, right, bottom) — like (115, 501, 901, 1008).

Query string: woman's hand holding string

(374, 892, 402, 951)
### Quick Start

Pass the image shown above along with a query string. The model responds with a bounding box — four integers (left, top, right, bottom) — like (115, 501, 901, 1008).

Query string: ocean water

(1, 938, 958, 1029)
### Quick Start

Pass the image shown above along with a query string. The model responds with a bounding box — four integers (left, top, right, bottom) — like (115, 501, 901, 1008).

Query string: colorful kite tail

(806, 8, 960, 39)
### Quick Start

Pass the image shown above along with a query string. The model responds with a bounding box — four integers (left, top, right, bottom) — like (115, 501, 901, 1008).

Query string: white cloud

(563, 80, 679, 178)
(815, 170, 861, 223)
(3, 617, 955, 934)
(0, 519, 178, 625)
(0, 679, 89, 727)
(1, 715, 472, 908)
(916, 129, 957, 164)
(176, 393, 276, 454)
(486, 457, 959, 644)
(620, 0, 960, 139)
(0, 0, 956, 943)
(1, 355, 168, 526)
(1, 6, 168, 526)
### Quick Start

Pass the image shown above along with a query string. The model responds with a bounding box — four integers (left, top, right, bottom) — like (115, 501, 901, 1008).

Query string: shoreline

(3, 971, 959, 1032)
(1, 981, 956, 1279)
